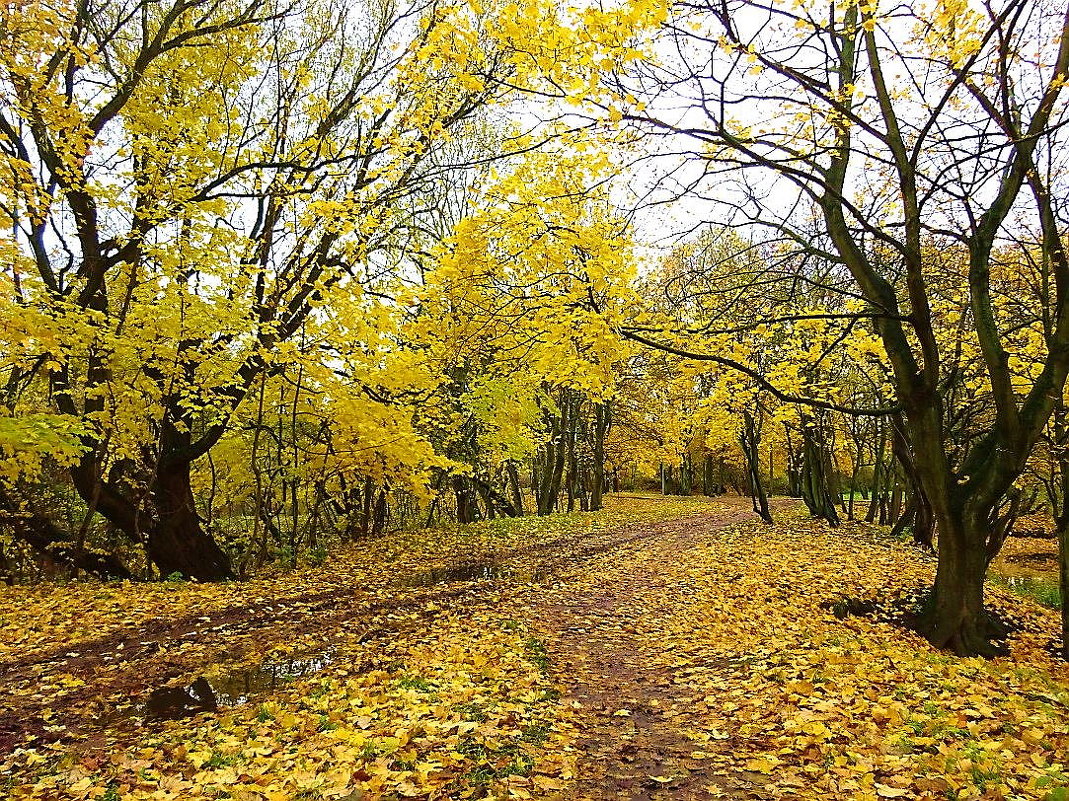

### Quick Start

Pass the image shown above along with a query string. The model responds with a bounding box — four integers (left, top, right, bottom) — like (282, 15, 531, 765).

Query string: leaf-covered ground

(1, 495, 1067, 800)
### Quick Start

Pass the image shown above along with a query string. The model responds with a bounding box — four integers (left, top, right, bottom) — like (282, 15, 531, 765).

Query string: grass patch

(524, 638, 551, 672)
(991, 574, 1062, 609)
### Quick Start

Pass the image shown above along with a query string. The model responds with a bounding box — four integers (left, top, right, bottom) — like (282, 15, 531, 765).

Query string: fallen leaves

(632, 505, 1069, 799)
(0, 494, 711, 799)
(1, 495, 1067, 799)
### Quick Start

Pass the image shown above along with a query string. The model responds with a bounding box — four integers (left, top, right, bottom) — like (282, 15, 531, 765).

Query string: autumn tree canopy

(1, 0, 1068, 660)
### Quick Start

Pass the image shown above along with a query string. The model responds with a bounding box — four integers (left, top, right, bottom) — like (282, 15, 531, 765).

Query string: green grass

(991, 574, 1063, 609)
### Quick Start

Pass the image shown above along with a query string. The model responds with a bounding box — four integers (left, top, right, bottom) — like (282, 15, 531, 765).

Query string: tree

(409, 146, 636, 516)
(619, 0, 1069, 654)
(0, 0, 660, 578)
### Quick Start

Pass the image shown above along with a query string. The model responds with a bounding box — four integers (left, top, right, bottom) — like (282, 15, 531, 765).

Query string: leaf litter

(0, 495, 1067, 800)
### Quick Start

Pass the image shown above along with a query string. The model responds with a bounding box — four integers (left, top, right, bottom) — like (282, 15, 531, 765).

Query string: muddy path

(529, 498, 782, 800)
(0, 497, 765, 759)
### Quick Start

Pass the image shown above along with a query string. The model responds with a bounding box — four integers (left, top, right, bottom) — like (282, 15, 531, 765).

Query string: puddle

(146, 677, 217, 719)
(120, 649, 336, 722)
(207, 649, 335, 706)
(1005, 552, 1059, 569)
(401, 561, 547, 587)
(1005, 575, 1051, 588)
(993, 573, 1062, 609)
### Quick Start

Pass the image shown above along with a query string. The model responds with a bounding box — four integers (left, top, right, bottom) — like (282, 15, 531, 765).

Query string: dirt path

(529, 498, 774, 799)
(2, 495, 780, 799)
(0, 506, 714, 753)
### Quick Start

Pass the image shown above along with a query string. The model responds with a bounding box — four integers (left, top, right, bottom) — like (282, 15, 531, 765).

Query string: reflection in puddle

(146, 676, 217, 719)
(402, 561, 547, 587)
(208, 650, 335, 706)
(1006, 575, 1046, 588)
(139, 649, 336, 721)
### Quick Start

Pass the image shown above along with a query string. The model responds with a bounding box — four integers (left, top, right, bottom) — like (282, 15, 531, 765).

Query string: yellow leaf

(874, 784, 910, 798)
(745, 755, 780, 774)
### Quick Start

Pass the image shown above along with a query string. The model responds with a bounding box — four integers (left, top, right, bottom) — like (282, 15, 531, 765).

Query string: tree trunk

(506, 462, 525, 516)
(1059, 517, 1069, 661)
(0, 488, 133, 579)
(565, 414, 578, 513)
(889, 497, 915, 540)
(799, 415, 840, 527)
(372, 489, 389, 535)
(865, 425, 887, 523)
(537, 391, 571, 515)
(148, 459, 233, 580)
(913, 492, 936, 549)
(916, 510, 1003, 656)
(591, 403, 608, 511)
(889, 482, 903, 525)
(1056, 427, 1069, 660)
(784, 425, 803, 497)
(454, 477, 478, 524)
(740, 410, 772, 523)
(888, 415, 935, 548)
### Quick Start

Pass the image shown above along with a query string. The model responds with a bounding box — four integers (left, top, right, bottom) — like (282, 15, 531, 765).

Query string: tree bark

(590, 402, 609, 511)
(1059, 515, 1069, 660)
(916, 510, 1004, 656)
(0, 488, 133, 579)
(1054, 407, 1069, 660)
(506, 462, 525, 516)
(147, 459, 233, 580)
(741, 409, 773, 523)
(799, 415, 840, 527)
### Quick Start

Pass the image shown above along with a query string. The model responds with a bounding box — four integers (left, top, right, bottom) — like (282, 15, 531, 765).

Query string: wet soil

(531, 499, 782, 800)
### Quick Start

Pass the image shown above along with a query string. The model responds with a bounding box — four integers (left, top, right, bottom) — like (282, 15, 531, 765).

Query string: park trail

(527, 498, 778, 800)
(2, 496, 779, 799)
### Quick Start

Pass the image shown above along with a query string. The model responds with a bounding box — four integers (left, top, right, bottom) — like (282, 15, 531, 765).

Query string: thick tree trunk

(454, 477, 479, 524)
(373, 489, 389, 535)
(148, 460, 233, 580)
(800, 416, 840, 527)
(916, 510, 1002, 656)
